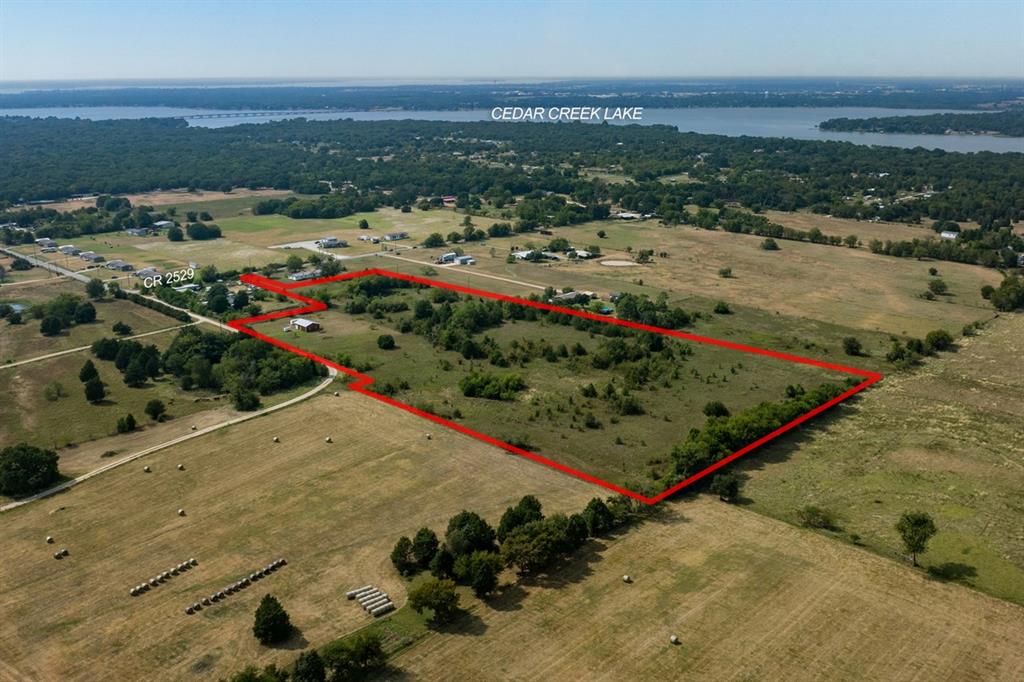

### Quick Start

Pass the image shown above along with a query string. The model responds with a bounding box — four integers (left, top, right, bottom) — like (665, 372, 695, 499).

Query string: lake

(0, 106, 1020, 153)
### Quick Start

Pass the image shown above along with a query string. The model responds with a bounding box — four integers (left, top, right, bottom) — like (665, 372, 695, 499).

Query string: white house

(454, 255, 476, 266)
(290, 318, 321, 332)
(152, 220, 174, 229)
(288, 270, 322, 282)
(438, 252, 458, 264)
(939, 231, 959, 240)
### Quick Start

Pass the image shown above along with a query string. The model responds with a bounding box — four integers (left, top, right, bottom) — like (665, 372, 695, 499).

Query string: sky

(0, 0, 1022, 82)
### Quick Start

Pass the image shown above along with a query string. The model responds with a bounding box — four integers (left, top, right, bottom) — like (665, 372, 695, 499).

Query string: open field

(252, 275, 853, 491)
(0, 287, 186, 364)
(737, 312, 1024, 606)
(39, 189, 293, 214)
(396, 497, 1024, 681)
(419, 219, 1000, 338)
(756, 208, 942, 243)
(0, 391, 599, 681)
(0, 331, 215, 452)
(0, 254, 50, 284)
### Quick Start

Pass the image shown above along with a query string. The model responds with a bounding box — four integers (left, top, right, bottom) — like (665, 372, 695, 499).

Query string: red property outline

(230, 268, 882, 505)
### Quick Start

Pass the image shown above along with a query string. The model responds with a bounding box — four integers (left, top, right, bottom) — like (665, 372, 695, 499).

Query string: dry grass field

(737, 312, 1024, 606)
(395, 498, 1024, 682)
(438, 220, 1000, 338)
(0, 390, 598, 681)
(40, 189, 292, 214)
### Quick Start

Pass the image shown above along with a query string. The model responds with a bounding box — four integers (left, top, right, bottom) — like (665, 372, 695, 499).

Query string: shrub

(116, 413, 137, 433)
(390, 536, 417, 576)
(376, 334, 396, 350)
(84, 377, 106, 403)
(111, 321, 133, 336)
(842, 337, 862, 356)
(760, 238, 780, 250)
(407, 578, 460, 623)
(702, 401, 730, 418)
(709, 471, 741, 502)
(713, 301, 732, 315)
(718, 267, 732, 278)
(40, 316, 63, 336)
(144, 399, 166, 421)
(796, 505, 838, 530)
(924, 329, 954, 353)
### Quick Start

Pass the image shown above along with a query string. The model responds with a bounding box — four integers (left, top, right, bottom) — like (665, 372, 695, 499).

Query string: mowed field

(0, 391, 598, 681)
(396, 498, 1024, 682)
(737, 312, 1024, 605)
(428, 219, 1001, 338)
(40, 189, 293, 214)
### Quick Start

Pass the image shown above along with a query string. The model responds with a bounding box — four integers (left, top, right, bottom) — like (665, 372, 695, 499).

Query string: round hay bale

(202, 597, 211, 606)
(279, 558, 287, 566)
(622, 575, 631, 583)
(193, 602, 201, 611)
(190, 558, 198, 566)
(191, 425, 197, 431)
(333, 391, 339, 397)
(61, 548, 69, 556)
(177, 509, 186, 516)
(185, 606, 193, 615)
(425, 433, 432, 440)
(177, 464, 185, 471)
(325, 436, 333, 443)
(670, 635, 679, 645)
(46, 535, 54, 544)
(130, 589, 137, 597)
(149, 579, 158, 587)
(53, 552, 62, 560)
(272, 436, 280, 443)
(143, 465, 151, 473)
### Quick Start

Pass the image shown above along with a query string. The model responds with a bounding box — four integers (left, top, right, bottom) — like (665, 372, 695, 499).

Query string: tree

(43, 380, 66, 401)
(445, 510, 497, 556)
(285, 254, 304, 272)
(844, 234, 859, 248)
(252, 594, 292, 644)
(842, 337, 862, 356)
(79, 359, 99, 383)
(320, 631, 386, 680)
(208, 294, 229, 314)
(896, 511, 937, 566)
(407, 578, 460, 624)
(702, 401, 730, 418)
(412, 527, 440, 568)
(358, 218, 369, 229)
(718, 267, 732, 278)
(760, 238, 780, 250)
(376, 334, 396, 350)
(422, 233, 445, 248)
(116, 413, 137, 433)
(465, 550, 502, 596)
(85, 278, 105, 299)
(292, 650, 326, 682)
(74, 302, 96, 324)
(145, 399, 166, 421)
(709, 471, 741, 502)
(40, 316, 63, 336)
(84, 377, 106, 403)
(390, 536, 418, 576)
(596, 230, 606, 239)
(924, 329, 953, 353)
(713, 301, 731, 315)
(497, 495, 544, 541)
(429, 546, 455, 578)
(112, 321, 133, 336)
(124, 357, 148, 387)
(582, 497, 614, 536)
(0, 443, 60, 497)
(166, 225, 184, 242)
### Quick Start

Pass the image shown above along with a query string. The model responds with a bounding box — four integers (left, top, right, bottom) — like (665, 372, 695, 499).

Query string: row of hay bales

(183, 558, 286, 615)
(130, 558, 198, 596)
(346, 584, 394, 617)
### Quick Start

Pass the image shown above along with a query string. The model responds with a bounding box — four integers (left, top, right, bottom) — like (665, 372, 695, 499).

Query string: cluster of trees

(984, 276, 1024, 311)
(26, 293, 96, 336)
(168, 221, 222, 241)
(90, 337, 162, 388)
(392, 493, 650, 615)
(820, 110, 1024, 137)
(160, 327, 326, 409)
(671, 383, 846, 481)
(885, 328, 955, 368)
(867, 229, 1023, 269)
(111, 287, 193, 322)
(0, 443, 60, 497)
(458, 371, 526, 400)
(254, 192, 380, 219)
(613, 291, 691, 329)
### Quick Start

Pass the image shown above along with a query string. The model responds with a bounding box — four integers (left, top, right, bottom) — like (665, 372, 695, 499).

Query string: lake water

(1, 105, 1020, 154)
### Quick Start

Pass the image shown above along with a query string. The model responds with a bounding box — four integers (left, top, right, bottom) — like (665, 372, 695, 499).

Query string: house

(552, 290, 595, 302)
(511, 249, 536, 260)
(939, 230, 959, 240)
(58, 245, 80, 255)
(437, 252, 458, 264)
(35, 238, 58, 248)
(288, 269, 322, 282)
(136, 267, 161, 280)
(357, 235, 376, 242)
(572, 249, 594, 259)
(80, 251, 105, 263)
(40, 246, 57, 253)
(316, 236, 347, 248)
(125, 228, 151, 237)
(614, 212, 642, 220)
(105, 259, 134, 271)
(454, 255, 476, 266)
(290, 318, 321, 332)
(383, 232, 409, 241)
(173, 283, 201, 293)
(442, 195, 457, 206)
(152, 220, 174, 229)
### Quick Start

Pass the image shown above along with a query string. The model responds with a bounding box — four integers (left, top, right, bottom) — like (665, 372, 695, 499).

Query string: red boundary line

(230, 268, 882, 505)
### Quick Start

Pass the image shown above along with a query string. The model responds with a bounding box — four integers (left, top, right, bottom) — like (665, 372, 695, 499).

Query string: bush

(390, 536, 417, 576)
(702, 401, 730, 418)
(924, 329, 954, 353)
(40, 316, 63, 336)
(796, 505, 838, 530)
(842, 337, 862, 356)
(74, 301, 96, 325)
(0, 443, 60, 497)
(376, 334, 396, 350)
(458, 371, 525, 400)
(718, 267, 732, 278)
(760, 238, 780, 250)
(144, 399, 166, 421)
(84, 377, 106, 403)
(112, 321, 133, 336)
(709, 471, 741, 502)
(713, 301, 732, 315)
(116, 413, 137, 433)
(43, 380, 66, 401)
(252, 594, 292, 645)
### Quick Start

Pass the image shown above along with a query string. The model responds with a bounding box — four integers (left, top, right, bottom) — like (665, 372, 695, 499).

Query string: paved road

(1, 323, 197, 370)
(0, 367, 338, 513)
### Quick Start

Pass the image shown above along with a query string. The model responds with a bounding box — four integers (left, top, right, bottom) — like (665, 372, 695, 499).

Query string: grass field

(252, 276, 851, 491)
(0, 332, 214, 452)
(0, 289, 186, 364)
(417, 219, 1000, 339)
(394, 497, 1024, 681)
(40, 189, 294, 214)
(736, 312, 1024, 606)
(0, 391, 599, 681)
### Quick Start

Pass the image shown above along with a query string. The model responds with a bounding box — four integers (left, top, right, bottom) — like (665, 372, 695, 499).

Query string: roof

(291, 318, 319, 328)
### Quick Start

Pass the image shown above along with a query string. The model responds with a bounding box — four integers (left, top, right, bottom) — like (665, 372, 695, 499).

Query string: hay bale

(202, 597, 211, 605)
(46, 536, 54, 544)
(185, 606, 194, 615)
(190, 558, 198, 566)
(370, 602, 395, 616)
(425, 433, 432, 440)
(333, 391, 340, 397)
(177, 464, 185, 471)
(191, 425, 197, 430)
(149, 578, 158, 587)
(325, 436, 333, 443)
(143, 465, 151, 473)
(60, 548, 69, 556)
(622, 575, 631, 583)
(53, 552, 62, 560)
(272, 436, 280, 443)
(177, 509, 186, 516)
(670, 635, 679, 645)
(278, 558, 287, 566)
